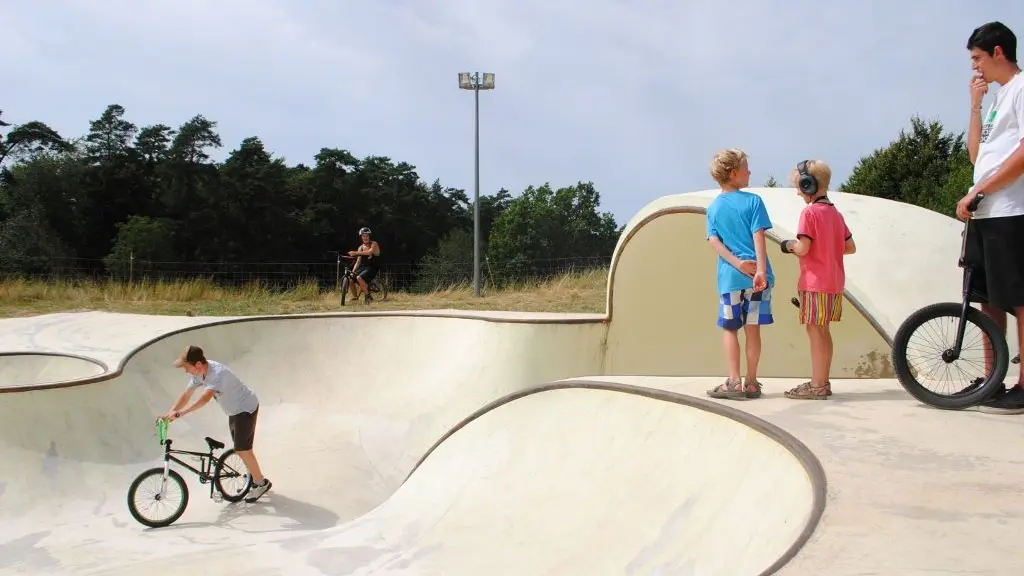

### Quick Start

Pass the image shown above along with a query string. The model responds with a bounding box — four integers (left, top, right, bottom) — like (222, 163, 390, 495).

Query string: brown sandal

(707, 378, 747, 400)
(784, 381, 829, 400)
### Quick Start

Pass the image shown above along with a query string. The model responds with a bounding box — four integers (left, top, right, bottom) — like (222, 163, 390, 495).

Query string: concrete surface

(2, 188, 1021, 575)
(0, 353, 106, 388)
(603, 187, 1021, 378)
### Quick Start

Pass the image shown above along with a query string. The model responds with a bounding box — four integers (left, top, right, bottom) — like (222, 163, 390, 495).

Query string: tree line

(0, 105, 619, 290)
(0, 106, 972, 290)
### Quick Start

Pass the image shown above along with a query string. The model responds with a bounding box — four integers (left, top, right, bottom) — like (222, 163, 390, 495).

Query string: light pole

(458, 71, 495, 297)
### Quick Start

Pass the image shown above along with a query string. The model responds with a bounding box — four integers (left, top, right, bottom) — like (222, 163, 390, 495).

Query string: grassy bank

(0, 269, 609, 318)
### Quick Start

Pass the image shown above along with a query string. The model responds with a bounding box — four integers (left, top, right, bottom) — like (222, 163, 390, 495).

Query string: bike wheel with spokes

(892, 302, 1009, 409)
(213, 448, 251, 503)
(340, 277, 351, 306)
(127, 467, 189, 528)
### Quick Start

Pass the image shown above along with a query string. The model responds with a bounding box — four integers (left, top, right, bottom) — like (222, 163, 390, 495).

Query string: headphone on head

(796, 160, 818, 196)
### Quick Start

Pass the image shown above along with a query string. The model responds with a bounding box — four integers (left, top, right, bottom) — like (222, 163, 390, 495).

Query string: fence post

(335, 253, 340, 290)
(129, 251, 134, 285)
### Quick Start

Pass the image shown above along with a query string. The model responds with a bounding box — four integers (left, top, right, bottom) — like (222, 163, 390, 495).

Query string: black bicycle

(890, 193, 1014, 409)
(337, 254, 388, 306)
(126, 418, 252, 528)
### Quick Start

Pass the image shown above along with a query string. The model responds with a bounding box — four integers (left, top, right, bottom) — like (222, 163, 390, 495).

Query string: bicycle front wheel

(127, 467, 189, 528)
(340, 277, 351, 306)
(892, 302, 1009, 409)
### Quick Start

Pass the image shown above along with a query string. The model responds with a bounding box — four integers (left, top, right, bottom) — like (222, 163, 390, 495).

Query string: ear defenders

(796, 160, 818, 196)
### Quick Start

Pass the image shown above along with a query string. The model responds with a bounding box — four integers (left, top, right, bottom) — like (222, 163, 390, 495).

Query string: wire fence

(0, 254, 613, 293)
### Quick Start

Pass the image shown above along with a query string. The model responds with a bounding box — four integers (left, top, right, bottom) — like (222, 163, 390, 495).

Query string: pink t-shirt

(796, 200, 851, 294)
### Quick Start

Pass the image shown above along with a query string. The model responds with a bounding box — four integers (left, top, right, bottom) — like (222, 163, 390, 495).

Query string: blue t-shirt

(705, 190, 775, 294)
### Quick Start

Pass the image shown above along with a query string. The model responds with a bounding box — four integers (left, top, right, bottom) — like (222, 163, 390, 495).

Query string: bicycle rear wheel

(213, 448, 251, 503)
(892, 302, 1009, 409)
(127, 467, 189, 528)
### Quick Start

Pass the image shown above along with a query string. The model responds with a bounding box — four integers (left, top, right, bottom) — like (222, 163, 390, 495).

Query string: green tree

(103, 216, 179, 279)
(841, 116, 970, 217)
(487, 181, 619, 285)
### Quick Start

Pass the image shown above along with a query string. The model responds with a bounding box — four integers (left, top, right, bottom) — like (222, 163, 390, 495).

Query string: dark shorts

(355, 265, 378, 283)
(965, 214, 1024, 309)
(228, 406, 259, 451)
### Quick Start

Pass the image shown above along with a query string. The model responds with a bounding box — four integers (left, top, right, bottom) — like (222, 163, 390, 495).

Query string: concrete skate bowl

(599, 187, 1017, 377)
(0, 314, 608, 573)
(0, 352, 106, 388)
(137, 382, 826, 575)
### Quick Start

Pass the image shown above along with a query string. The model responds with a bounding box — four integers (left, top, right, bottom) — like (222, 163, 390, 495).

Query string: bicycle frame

(160, 438, 220, 498)
(947, 194, 986, 363)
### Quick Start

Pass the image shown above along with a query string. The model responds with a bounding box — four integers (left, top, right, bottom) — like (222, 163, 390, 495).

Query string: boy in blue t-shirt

(703, 148, 775, 400)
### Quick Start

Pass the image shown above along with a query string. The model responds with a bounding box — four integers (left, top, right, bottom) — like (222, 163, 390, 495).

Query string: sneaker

(244, 478, 272, 503)
(979, 385, 1024, 415)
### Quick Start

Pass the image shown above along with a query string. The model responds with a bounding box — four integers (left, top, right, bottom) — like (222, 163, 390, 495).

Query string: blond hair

(789, 159, 832, 192)
(709, 148, 748, 186)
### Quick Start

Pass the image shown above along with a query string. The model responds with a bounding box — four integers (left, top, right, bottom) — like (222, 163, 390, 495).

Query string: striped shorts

(798, 290, 843, 326)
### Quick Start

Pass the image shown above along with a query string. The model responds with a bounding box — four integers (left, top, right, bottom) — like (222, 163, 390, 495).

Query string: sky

(3, 0, 1023, 224)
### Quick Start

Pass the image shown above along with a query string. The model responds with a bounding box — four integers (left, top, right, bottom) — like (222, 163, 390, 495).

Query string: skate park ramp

(0, 314, 823, 575)
(603, 186, 1019, 376)
(0, 352, 106, 388)
(0, 187, 993, 574)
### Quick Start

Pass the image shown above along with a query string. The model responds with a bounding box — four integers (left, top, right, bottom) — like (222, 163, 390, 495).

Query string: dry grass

(0, 269, 609, 318)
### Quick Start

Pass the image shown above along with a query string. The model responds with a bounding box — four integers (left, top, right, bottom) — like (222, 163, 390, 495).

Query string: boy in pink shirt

(779, 160, 857, 399)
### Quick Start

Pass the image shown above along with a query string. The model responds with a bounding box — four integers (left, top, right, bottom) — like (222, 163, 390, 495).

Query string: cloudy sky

(3, 1, 1023, 223)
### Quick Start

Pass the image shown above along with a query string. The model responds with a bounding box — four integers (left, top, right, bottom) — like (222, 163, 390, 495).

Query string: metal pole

(473, 81, 481, 297)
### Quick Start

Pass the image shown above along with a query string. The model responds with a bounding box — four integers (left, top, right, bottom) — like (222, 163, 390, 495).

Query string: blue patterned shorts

(717, 286, 774, 330)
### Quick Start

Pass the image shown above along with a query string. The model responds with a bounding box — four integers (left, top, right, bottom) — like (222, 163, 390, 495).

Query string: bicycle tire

(127, 467, 189, 528)
(377, 278, 389, 301)
(892, 301, 1009, 409)
(340, 277, 351, 306)
(213, 448, 251, 503)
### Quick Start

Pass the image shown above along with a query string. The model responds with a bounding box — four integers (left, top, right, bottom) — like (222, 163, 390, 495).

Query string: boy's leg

(741, 286, 774, 398)
(228, 407, 273, 502)
(786, 291, 831, 400)
(822, 293, 842, 386)
(707, 290, 747, 400)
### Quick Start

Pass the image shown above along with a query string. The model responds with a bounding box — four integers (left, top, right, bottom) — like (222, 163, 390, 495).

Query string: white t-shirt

(185, 360, 259, 417)
(974, 71, 1024, 219)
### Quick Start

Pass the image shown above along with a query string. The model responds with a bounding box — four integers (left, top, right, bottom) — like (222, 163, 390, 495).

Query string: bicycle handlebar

(968, 192, 985, 212)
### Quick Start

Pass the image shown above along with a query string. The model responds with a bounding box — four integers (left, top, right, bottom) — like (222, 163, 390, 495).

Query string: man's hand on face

(971, 74, 989, 108)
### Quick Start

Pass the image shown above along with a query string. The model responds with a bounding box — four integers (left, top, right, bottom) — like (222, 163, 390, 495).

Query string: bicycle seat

(205, 437, 225, 450)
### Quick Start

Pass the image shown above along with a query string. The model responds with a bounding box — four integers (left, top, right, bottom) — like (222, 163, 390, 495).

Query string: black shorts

(965, 213, 1024, 309)
(355, 266, 378, 283)
(228, 406, 259, 451)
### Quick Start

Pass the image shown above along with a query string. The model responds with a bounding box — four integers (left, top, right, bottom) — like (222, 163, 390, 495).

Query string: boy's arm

(785, 208, 814, 257)
(708, 236, 746, 269)
(843, 218, 856, 254)
(753, 229, 767, 272)
(174, 389, 217, 418)
(167, 387, 195, 415)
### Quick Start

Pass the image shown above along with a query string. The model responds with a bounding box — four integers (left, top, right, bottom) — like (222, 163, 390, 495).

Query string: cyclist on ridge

(348, 227, 381, 303)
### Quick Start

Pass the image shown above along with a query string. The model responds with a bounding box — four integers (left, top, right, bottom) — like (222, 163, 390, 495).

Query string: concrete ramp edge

(406, 379, 828, 576)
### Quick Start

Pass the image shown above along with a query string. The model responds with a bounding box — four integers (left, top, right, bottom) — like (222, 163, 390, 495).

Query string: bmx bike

(126, 418, 252, 528)
(890, 192, 1017, 409)
(338, 254, 388, 306)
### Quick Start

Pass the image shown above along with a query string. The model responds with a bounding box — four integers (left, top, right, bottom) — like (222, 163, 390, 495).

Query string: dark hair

(967, 21, 1018, 62)
(184, 345, 207, 365)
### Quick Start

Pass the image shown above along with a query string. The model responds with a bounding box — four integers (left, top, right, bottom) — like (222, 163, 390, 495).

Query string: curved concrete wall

(601, 187, 1015, 378)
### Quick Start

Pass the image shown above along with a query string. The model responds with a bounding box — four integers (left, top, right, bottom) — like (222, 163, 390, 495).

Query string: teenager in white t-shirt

(956, 22, 1024, 410)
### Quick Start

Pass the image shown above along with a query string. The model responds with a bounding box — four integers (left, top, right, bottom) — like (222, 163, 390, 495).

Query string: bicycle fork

(157, 458, 171, 500)
(948, 268, 977, 363)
